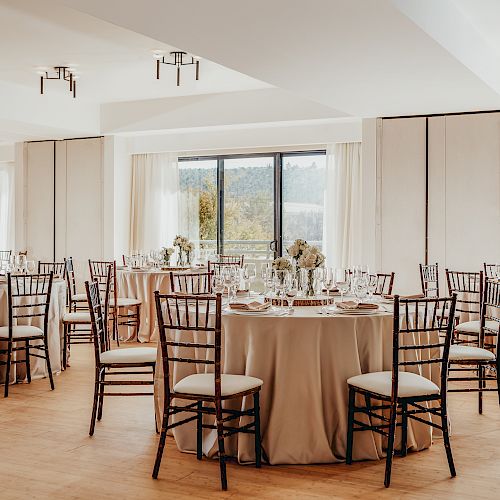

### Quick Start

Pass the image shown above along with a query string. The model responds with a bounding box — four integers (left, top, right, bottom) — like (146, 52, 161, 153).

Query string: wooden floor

(0, 345, 499, 500)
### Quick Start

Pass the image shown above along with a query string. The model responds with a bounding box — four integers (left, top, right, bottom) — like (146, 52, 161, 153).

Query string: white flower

(297, 246, 325, 269)
(183, 242, 194, 253)
(287, 239, 309, 259)
(272, 257, 293, 271)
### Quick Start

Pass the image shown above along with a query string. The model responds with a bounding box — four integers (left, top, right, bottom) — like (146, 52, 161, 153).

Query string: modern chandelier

(153, 50, 200, 86)
(38, 66, 78, 98)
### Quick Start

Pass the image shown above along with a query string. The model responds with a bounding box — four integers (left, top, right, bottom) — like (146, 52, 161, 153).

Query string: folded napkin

(236, 289, 250, 296)
(337, 301, 379, 310)
(383, 293, 425, 300)
(229, 301, 271, 311)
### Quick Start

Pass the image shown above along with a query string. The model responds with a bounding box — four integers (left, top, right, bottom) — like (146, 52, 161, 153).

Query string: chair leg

(215, 400, 228, 490)
(441, 403, 456, 477)
(89, 367, 100, 436)
(346, 386, 355, 465)
(4, 342, 12, 398)
(62, 323, 68, 370)
(197, 401, 203, 460)
(44, 338, 55, 391)
(152, 397, 170, 479)
(478, 364, 483, 414)
(401, 402, 408, 457)
(25, 341, 31, 384)
(254, 392, 262, 468)
(136, 304, 141, 343)
(384, 401, 397, 488)
(496, 362, 500, 405)
(97, 369, 105, 421)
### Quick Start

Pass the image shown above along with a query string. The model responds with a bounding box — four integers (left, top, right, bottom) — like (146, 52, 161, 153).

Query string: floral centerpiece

(297, 246, 325, 296)
(272, 256, 293, 289)
(160, 247, 174, 266)
(286, 239, 309, 292)
(173, 235, 194, 266)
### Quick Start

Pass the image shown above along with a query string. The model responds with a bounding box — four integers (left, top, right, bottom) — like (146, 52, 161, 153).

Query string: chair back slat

(208, 255, 243, 274)
(89, 260, 117, 303)
(420, 263, 440, 297)
(155, 292, 222, 399)
(392, 295, 457, 398)
(369, 272, 395, 295)
(481, 279, 500, 351)
(38, 261, 66, 278)
(483, 263, 499, 279)
(0, 250, 11, 262)
(5, 273, 53, 340)
(445, 269, 483, 319)
(170, 271, 213, 295)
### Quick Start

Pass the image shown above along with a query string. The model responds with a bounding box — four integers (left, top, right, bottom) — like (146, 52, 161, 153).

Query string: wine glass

(212, 273, 225, 295)
(243, 263, 257, 291)
(367, 275, 377, 301)
(321, 267, 335, 314)
(353, 275, 368, 303)
(26, 260, 36, 274)
(285, 276, 298, 314)
(335, 268, 350, 302)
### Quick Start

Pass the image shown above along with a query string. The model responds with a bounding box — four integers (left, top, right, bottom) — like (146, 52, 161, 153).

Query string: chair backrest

(445, 270, 483, 321)
(6, 273, 53, 340)
(169, 271, 213, 295)
(0, 250, 11, 261)
(419, 263, 439, 297)
(65, 257, 78, 301)
(480, 278, 500, 351)
(85, 267, 113, 363)
(392, 295, 457, 399)
(208, 255, 243, 274)
(369, 272, 395, 295)
(89, 260, 117, 304)
(38, 260, 66, 278)
(483, 263, 499, 279)
(155, 292, 222, 400)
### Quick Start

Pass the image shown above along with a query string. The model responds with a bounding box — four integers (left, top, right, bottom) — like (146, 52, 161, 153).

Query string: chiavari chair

(86, 275, 156, 436)
(448, 278, 500, 413)
(208, 255, 244, 275)
(446, 270, 483, 343)
(0, 250, 11, 262)
(89, 260, 142, 343)
(346, 294, 457, 487)
(38, 260, 66, 278)
(153, 292, 262, 490)
(0, 272, 54, 397)
(170, 271, 213, 295)
(484, 263, 499, 279)
(368, 272, 395, 295)
(420, 263, 440, 297)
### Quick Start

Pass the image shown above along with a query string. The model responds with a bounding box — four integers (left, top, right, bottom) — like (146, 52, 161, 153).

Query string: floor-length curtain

(129, 153, 179, 253)
(0, 162, 14, 251)
(323, 142, 362, 269)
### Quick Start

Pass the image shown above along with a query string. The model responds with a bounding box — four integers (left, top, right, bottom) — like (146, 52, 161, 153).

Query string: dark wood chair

(208, 255, 244, 274)
(420, 263, 440, 297)
(346, 294, 458, 487)
(89, 259, 141, 343)
(65, 257, 88, 311)
(85, 275, 156, 436)
(169, 271, 213, 295)
(153, 292, 262, 490)
(448, 278, 500, 413)
(37, 261, 66, 278)
(369, 272, 395, 295)
(0, 272, 55, 397)
(483, 263, 499, 279)
(445, 270, 483, 343)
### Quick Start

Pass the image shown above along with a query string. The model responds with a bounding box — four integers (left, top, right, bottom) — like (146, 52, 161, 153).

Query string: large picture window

(178, 150, 326, 263)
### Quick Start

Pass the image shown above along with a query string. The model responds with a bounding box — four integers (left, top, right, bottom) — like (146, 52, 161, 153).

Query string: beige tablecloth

(0, 279, 67, 383)
(154, 304, 440, 465)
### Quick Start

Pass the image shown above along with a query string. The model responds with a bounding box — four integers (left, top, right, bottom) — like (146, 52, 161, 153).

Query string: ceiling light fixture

(38, 66, 78, 98)
(153, 50, 200, 86)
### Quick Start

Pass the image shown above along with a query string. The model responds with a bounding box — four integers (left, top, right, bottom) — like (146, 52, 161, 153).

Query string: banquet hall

(0, 1, 499, 499)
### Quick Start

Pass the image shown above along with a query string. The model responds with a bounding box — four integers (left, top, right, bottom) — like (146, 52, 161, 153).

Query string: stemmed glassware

(321, 267, 335, 314)
(26, 260, 36, 274)
(335, 268, 350, 302)
(367, 275, 377, 301)
(284, 275, 298, 314)
(261, 263, 274, 297)
(211, 272, 225, 295)
(243, 263, 257, 291)
(352, 274, 368, 303)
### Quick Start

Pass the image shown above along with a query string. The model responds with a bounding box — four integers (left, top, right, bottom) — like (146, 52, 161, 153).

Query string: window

(178, 150, 327, 262)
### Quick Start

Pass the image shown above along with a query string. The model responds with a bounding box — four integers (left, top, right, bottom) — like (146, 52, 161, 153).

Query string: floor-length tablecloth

(0, 279, 66, 383)
(154, 305, 440, 465)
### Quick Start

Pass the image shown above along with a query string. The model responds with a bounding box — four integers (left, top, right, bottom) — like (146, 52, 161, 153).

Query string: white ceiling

(3, 0, 500, 144)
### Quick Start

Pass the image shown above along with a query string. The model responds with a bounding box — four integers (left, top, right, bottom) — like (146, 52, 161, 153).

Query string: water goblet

(285, 277, 298, 315)
(335, 268, 350, 302)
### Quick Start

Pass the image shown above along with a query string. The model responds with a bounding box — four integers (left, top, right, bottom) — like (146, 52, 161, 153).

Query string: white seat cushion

(174, 373, 263, 397)
(62, 311, 91, 323)
(449, 345, 496, 362)
(347, 371, 440, 398)
(455, 320, 499, 334)
(110, 297, 141, 307)
(0, 325, 44, 339)
(72, 293, 87, 302)
(99, 347, 157, 364)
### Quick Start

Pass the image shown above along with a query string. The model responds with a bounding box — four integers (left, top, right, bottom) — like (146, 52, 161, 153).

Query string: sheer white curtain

(0, 162, 14, 251)
(323, 142, 362, 269)
(129, 153, 179, 253)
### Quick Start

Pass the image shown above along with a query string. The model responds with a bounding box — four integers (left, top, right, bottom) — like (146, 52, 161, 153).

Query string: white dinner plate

(226, 307, 276, 316)
(333, 308, 381, 315)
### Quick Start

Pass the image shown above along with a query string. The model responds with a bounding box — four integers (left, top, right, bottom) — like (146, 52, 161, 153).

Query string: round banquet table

(154, 302, 441, 465)
(116, 268, 207, 343)
(0, 278, 66, 384)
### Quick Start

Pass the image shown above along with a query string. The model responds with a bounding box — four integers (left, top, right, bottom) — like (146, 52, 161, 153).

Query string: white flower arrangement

(173, 235, 188, 248)
(272, 256, 293, 272)
(161, 247, 174, 265)
(286, 239, 309, 259)
(297, 245, 325, 270)
(183, 241, 194, 253)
